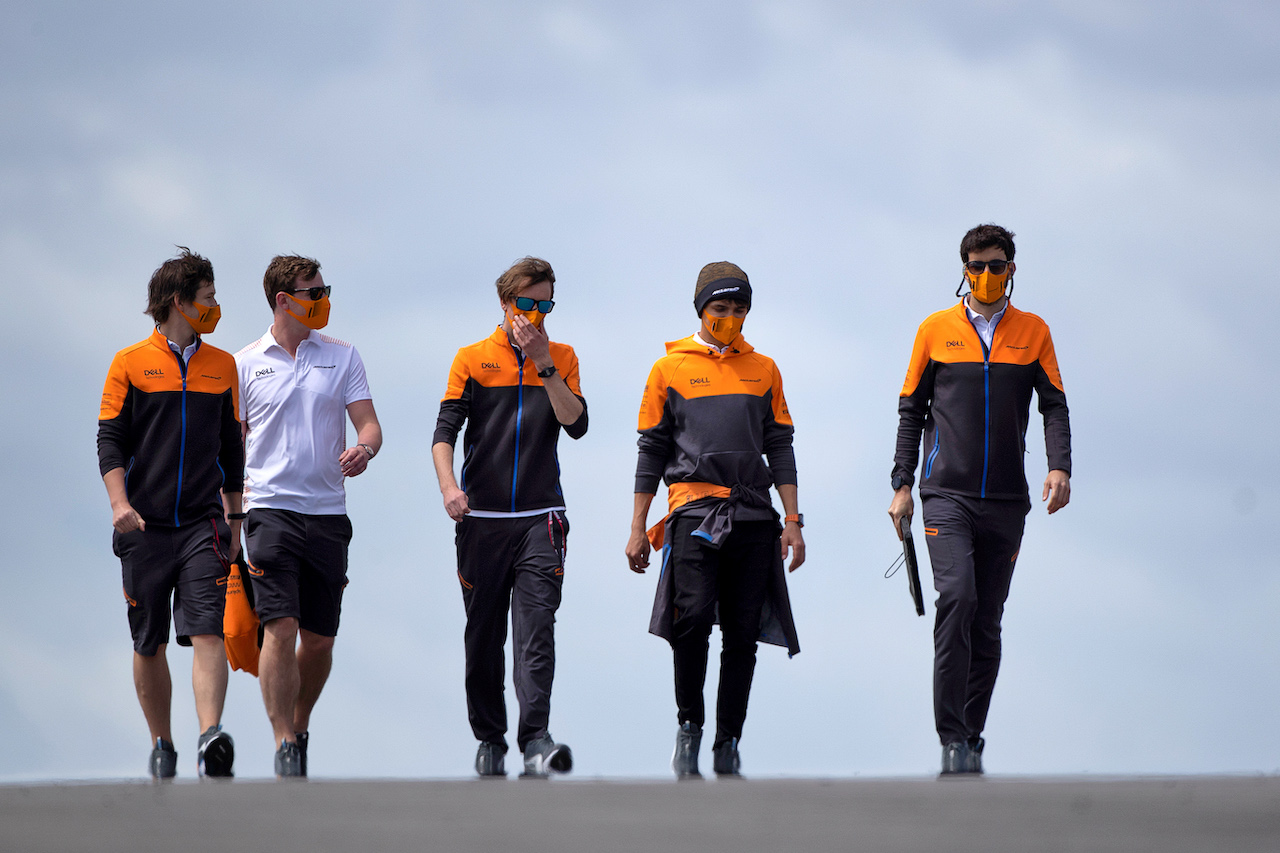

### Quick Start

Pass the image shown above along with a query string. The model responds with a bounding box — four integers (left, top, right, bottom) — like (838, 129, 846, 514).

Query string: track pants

(667, 515, 776, 748)
(456, 512, 568, 753)
(922, 493, 1028, 746)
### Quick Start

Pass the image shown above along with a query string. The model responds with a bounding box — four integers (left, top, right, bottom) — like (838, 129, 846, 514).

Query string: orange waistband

(666, 482, 732, 514)
(646, 483, 733, 550)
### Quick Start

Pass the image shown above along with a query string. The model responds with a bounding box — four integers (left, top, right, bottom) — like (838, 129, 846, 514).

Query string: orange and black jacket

(635, 335, 796, 506)
(433, 327, 588, 513)
(97, 329, 244, 528)
(893, 301, 1071, 502)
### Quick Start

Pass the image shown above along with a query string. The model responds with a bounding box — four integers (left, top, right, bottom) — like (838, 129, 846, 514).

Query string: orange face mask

(181, 302, 221, 335)
(510, 307, 545, 329)
(285, 293, 331, 330)
(703, 314, 743, 345)
(965, 269, 1009, 304)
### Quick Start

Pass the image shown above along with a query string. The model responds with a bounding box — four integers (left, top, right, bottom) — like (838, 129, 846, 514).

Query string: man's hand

(443, 486, 470, 522)
(626, 527, 651, 574)
(511, 315, 553, 369)
(1043, 469, 1070, 514)
(112, 501, 145, 534)
(888, 485, 913, 540)
(339, 445, 371, 478)
(781, 523, 805, 572)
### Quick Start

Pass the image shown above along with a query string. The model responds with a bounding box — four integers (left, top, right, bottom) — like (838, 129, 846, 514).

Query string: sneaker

(197, 725, 235, 778)
(712, 738, 741, 778)
(275, 740, 304, 779)
(671, 722, 702, 780)
(521, 735, 573, 778)
(475, 741, 507, 778)
(149, 738, 177, 780)
(295, 732, 309, 777)
(966, 737, 985, 774)
(940, 741, 973, 776)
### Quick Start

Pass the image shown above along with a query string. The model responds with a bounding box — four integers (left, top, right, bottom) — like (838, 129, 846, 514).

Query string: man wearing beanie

(626, 261, 805, 779)
(889, 224, 1072, 775)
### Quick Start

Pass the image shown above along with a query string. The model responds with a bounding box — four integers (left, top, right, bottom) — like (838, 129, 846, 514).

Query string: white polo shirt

(235, 327, 372, 515)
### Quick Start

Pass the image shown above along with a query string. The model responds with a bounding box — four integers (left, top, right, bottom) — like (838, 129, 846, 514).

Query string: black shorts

(115, 517, 233, 656)
(245, 508, 352, 637)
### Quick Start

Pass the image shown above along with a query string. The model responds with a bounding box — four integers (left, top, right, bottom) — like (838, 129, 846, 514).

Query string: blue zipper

(511, 350, 525, 512)
(924, 432, 940, 479)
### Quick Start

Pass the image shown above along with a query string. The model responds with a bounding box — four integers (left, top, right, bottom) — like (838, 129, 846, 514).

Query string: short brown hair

(960, 224, 1016, 262)
(145, 247, 213, 324)
(263, 255, 321, 309)
(495, 257, 555, 305)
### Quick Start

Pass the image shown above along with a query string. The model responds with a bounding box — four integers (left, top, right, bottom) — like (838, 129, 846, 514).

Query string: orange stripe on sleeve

(442, 351, 470, 401)
(900, 324, 932, 397)
(99, 352, 130, 420)
(637, 362, 668, 431)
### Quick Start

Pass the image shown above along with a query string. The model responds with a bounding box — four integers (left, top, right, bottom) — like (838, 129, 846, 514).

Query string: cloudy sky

(2, 0, 1278, 781)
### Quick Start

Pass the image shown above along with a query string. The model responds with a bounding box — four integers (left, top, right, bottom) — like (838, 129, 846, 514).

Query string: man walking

(432, 257, 587, 778)
(889, 224, 1072, 775)
(235, 255, 382, 778)
(98, 247, 242, 779)
(625, 262, 804, 780)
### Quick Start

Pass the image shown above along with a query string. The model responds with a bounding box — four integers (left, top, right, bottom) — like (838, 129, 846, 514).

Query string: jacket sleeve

(559, 347, 588, 440)
(763, 360, 797, 487)
(634, 361, 672, 494)
(1035, 329, 1072, 475)
(219, 371, 245, 494)
(433, 350, 471, 447)
(892, 324, 935, 488)
(97, 352, 132, 476)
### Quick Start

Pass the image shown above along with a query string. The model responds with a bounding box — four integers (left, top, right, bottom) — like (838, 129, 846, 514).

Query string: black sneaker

(295, 732, 309, 777)
(475, 741, 507, 778)
(672, 722, 702, 780)
(149, 738, 177, 780)
(521, 735, 573, 778)
(966, 737, 985, 774)
(712, 738, 741, 778)
(275, 740, 304, 779)
(940, 741, 973, 776)
(197, 725, 235, 778)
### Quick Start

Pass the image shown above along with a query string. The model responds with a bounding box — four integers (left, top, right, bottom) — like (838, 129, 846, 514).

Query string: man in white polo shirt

(235, 254, 383, 778)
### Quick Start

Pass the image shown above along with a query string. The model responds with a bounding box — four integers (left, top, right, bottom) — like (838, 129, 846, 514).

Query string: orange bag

(224, 561, 261, 676)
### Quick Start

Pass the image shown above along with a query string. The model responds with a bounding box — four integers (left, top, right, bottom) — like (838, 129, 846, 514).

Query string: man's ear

(1008, 261, 1016, 276)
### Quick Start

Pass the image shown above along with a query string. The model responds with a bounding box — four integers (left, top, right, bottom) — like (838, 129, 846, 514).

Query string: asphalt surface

(3, 775, 1279, 852)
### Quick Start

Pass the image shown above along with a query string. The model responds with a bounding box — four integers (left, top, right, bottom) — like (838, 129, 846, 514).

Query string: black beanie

(693, 262, 751, 315)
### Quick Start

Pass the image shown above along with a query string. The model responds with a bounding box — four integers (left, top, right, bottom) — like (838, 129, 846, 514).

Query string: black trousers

(667, 515, 776, 748)
(456, 512, 567, 753)
(921, 493, 1027, 746)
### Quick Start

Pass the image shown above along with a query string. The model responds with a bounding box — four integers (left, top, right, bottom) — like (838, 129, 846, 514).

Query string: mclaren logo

(711, 286, 742, 296)
(1005, 344, 1029, 350)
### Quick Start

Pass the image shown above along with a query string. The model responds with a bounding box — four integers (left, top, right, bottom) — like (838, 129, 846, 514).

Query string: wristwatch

(537, 364, 557, 379)
(359, 443, 376, 459)
(891, 474, 910, 491)
(784, 513, 804, 528)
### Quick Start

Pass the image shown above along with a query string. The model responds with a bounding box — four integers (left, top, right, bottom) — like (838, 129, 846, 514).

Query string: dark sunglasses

(964, 260, 1010, 275)
(515, 296, 555, 314)
(290, 285, 332, 300)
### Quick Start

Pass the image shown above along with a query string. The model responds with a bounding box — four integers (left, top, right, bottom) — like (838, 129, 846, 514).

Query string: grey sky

(2, 1, 1278, 781)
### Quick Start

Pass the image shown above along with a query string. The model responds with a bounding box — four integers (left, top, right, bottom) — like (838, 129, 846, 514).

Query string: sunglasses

(289, 285, 332, 300)
(514, 296, 555, 314)
(965, 260, 1010, 275)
